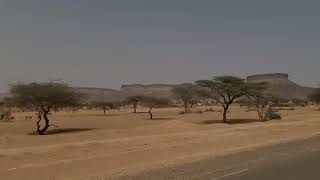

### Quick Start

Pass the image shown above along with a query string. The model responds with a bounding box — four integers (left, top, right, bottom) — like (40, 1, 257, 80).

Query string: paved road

(113, 135, 320, 180)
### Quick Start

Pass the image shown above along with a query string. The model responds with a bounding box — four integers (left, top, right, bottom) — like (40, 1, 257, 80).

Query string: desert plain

(1, 106, 320, 180)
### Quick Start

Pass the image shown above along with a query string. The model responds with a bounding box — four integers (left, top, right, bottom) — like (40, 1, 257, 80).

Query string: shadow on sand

(199, 119, 263, 125)
(95, 114, 121, 117)
(150, 117, 175, 121)
(29, 128, 97, 135)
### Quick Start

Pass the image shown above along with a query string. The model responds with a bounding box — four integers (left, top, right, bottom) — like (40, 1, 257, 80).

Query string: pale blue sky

(1, 0, 320, 91)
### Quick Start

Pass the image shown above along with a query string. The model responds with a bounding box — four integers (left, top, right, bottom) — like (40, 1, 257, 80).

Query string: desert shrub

(204, 108, 215, 112)
(0, 109, 14, 122)
(195, 109, 204, 114)
(179, 110, 193, 114)
(275, 107, 295, 111)
(267, 111, 282, 120)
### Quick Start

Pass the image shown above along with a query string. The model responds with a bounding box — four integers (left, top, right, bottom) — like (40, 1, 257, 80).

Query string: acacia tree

(92, 101, 124, 115)
(92, 101, 114, 116)
(172, 84, 202, 112)
(110, 101, 124, 112)
(139, 96, 170, 120)
(126, 96, 142, 113)
(197, 76, 251, 123)
(9, 82, 81, 135)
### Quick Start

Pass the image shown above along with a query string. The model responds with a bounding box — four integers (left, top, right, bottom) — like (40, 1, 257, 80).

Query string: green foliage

(125, 96, 143, 113)
(139, 96, 170, 108)
(197, 76, 250, 101)
(138, 96, 170, 119)
(92, 101, 115, 109)
(9, 82, 81, 110)
(172, 84, 204, 112)
(126, 96, 142, 104)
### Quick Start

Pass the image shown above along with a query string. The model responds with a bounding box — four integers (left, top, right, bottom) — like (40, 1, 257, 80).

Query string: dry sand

(0, 106, 320, 180)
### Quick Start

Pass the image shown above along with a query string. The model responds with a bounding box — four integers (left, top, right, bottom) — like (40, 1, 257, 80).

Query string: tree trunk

(134, 104, 137, 113)
(148, 107, 153, 120)
(184, 101, 188, 112)
(103, 107, 107, 116)
(222, 103, 231, 123)
(222, 108, 228, 123)
(37, 105, 51, 135)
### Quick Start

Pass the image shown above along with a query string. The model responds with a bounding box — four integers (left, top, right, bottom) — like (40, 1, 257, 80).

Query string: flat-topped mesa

(246, 73, 314, 100)
(247, 73, 290, 86)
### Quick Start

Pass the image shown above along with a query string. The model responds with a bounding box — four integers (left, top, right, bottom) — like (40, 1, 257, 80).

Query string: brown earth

(1, 106, 320, 180)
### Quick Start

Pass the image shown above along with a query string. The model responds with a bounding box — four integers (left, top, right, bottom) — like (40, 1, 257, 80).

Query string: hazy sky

(1, 0, 320, 92)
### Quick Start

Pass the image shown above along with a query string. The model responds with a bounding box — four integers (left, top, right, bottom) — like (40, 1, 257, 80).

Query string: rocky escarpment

(74, 84, 183, 103)
(73, 87, 126, 103)
(120, 84, 182, 99)
(247, 73, 314, 100)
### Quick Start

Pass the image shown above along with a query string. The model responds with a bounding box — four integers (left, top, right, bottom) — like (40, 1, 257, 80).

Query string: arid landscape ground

(1, 106, 320, 180)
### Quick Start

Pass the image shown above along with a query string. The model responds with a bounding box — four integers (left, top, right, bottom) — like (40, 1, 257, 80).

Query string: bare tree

(197, 76, 251, 123)
(247, 92, 275, 121)
(8, 82, 81, 135)
(139, 96, 170, 119)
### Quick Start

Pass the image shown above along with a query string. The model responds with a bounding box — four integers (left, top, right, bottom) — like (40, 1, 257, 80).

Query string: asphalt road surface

(113, 135, 320, 180)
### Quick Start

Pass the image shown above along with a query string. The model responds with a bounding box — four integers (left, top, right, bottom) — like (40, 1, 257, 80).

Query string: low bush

(267, 111, 282, 120)
(204, 108, 215, 112)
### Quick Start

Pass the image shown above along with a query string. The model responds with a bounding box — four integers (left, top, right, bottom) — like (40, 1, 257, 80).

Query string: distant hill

(0, 93, 10, 102)
(73, 84, 181, 103)
(120, 84, 182, 98)
(0, 74, 314, 103)
(247, 73, 315, 100)
(73, 87, 126, 103)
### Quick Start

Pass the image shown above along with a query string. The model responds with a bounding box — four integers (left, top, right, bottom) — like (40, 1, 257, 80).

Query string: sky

(1, 0, 320, 92)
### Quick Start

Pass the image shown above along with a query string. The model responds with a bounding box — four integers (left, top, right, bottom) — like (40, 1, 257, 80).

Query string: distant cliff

(73, 87, 126, 103)
(121, 84, 181, 98)
(73, 84, 182, 103)
(247, 73, 314, 100)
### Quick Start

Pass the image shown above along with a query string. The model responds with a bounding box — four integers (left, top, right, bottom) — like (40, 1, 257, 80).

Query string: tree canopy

(125, 96, 142, 113)
(10, 82, 80, 110)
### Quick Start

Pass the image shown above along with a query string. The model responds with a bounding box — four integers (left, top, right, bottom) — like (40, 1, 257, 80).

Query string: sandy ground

(1, 106, 320, 180)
